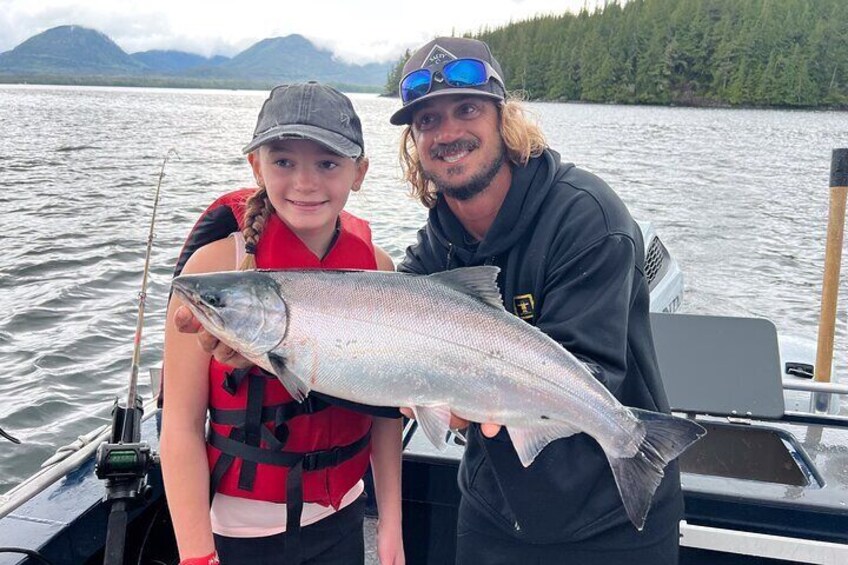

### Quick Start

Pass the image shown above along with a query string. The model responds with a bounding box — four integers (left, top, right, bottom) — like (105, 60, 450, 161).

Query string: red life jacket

(173, 188, 377, 509)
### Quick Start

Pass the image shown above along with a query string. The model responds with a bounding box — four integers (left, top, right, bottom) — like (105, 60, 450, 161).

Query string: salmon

(171, 266, 705, 529)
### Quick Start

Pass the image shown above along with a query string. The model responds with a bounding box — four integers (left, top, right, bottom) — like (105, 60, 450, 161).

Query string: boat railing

(782, 379, 848, 423)
(782, 379, 848, 396)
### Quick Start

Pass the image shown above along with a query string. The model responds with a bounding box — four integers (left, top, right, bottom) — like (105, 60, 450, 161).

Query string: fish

(171, 266, 705, 530)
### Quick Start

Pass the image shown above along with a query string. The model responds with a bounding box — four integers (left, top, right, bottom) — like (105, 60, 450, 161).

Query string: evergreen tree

(383, 49, 410, 96)
(464, 0, 846, 108)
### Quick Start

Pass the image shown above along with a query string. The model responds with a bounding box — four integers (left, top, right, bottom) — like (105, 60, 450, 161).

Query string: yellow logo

(513, 294, 535, 321)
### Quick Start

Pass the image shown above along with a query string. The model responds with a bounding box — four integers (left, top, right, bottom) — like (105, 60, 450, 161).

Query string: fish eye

(201, 293, 223, 307)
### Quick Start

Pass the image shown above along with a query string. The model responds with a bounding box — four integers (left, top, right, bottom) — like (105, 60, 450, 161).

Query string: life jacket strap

(285, 459, 305, 565)
(208, 395, 330, 426)
(209, 427, 242, 501)
(237, 373, 265, 490)
(207, 426, 371, 468)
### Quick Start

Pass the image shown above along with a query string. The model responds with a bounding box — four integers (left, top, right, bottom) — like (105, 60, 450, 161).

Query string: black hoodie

(399, 149, 683, 546)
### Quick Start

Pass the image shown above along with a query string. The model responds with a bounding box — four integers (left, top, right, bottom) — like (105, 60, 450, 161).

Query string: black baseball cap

(390, 37, 506, 126)
(243, 82, 364, 158)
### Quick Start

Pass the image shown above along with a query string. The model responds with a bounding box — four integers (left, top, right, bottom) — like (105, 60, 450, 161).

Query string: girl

(160, 83, 404, 565)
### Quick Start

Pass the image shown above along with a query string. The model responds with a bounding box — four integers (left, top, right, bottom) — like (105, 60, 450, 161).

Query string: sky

(0, 0, 605, 63)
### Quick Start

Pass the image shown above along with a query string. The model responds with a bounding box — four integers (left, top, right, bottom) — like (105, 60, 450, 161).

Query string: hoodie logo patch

(513, 294, 535, 322)
(423, 45, 457, 67)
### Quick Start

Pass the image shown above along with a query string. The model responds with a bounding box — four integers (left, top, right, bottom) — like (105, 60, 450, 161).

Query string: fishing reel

(95, 398, 157, 502)
(95, 442, 155, 500)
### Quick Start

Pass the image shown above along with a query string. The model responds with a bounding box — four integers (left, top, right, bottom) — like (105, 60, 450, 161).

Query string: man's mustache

(430, 139, 480, 159)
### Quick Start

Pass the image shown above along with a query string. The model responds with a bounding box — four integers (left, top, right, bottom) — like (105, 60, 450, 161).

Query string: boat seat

(650, 313, 785, 419)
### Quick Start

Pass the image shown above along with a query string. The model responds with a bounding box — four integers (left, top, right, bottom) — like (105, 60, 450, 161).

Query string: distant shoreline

(3, 77, 846, 112)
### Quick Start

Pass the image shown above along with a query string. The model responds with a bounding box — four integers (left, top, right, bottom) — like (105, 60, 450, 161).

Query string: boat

(2, 154, 847, 564)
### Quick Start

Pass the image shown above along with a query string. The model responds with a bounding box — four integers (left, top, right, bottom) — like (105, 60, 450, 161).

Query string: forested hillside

(386, 0, 848, 108)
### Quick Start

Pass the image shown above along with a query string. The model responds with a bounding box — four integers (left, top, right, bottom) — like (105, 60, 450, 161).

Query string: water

(1, 85, 846, 494)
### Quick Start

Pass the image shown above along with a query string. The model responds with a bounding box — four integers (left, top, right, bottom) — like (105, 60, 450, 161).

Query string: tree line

(385, 0, 847, 108)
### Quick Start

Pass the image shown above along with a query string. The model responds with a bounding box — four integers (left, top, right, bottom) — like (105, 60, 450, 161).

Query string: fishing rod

(95, 149, 176, 565)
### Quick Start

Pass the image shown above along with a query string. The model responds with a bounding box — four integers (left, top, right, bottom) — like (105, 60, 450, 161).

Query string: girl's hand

(376, 518, 405, 565)
(174, 306, 252, 368)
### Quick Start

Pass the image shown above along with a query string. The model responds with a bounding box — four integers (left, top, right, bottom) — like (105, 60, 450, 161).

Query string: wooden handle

(815, 148, 848, 383)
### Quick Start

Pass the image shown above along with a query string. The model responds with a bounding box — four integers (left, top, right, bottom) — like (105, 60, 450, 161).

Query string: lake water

(1, 85, 847, 494)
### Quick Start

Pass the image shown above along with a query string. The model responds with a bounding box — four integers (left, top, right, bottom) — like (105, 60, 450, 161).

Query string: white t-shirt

(211, 481, 364, 537)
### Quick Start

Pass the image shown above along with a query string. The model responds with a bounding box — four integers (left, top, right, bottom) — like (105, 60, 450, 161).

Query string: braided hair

(239, 186, 275, 270)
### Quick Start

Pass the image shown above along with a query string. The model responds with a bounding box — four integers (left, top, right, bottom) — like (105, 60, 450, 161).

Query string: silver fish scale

(268, 270, 641, 457)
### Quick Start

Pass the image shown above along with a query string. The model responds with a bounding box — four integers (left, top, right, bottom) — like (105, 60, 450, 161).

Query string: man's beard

(424, 142, 506, 201)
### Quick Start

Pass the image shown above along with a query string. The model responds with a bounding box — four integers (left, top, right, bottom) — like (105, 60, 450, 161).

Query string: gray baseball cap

(243, 82, 364, 158)
(390, 37, 506, 126)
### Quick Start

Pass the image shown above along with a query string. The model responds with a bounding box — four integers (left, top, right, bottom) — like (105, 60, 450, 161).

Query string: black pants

(455, 499, 679, 565)
(213, 497, 365, 565)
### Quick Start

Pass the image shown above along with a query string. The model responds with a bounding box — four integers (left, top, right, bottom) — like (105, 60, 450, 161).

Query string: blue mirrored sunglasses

(400, 58, 504, 104)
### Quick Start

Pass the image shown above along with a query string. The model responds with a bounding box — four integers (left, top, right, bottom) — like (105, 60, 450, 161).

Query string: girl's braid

(239, 187, 274, 270)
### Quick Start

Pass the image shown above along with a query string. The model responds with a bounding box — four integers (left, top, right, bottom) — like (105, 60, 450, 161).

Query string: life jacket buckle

(302, 447, 342, 471)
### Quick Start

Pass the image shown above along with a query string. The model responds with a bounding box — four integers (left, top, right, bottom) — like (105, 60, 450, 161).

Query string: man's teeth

(442, 150, 469, 163)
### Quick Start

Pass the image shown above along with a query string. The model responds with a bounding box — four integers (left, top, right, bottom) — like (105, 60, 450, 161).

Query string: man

(389, 37, 683, 564)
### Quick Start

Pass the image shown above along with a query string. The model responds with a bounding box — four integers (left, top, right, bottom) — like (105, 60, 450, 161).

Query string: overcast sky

(0, 0, 605, 63)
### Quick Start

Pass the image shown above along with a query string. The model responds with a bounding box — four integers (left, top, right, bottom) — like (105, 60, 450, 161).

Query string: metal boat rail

(782, 379, 848, 395)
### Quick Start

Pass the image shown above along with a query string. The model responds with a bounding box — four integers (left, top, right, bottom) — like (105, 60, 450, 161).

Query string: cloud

(0, 0, 600, 61)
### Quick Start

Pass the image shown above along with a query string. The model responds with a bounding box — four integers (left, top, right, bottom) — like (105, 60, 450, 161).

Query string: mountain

(194, 34, 390, 86)
(0, 25, 146, 75)
(0, 26, 392, 90)
(130, 50, 229, 74)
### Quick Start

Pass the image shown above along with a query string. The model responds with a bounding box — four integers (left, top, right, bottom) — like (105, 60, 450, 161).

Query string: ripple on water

(55, 145, 101, 152)
(10, 255, 104, 280)
(32, 352, 82, 370)
(7, 399, 76, 427)
(3, 306, 75, 333)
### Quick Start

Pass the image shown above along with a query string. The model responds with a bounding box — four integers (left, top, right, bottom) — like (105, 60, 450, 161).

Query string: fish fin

(267, 353, 311, 403)
(412, 405, 452, 450)
(608, 410, 706, 530)
(428, 266, 503, 309)
(507, 422, 580, 467)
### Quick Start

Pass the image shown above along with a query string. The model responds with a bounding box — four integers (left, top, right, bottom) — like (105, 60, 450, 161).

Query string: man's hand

(399, 408, 501, 438)
(174, 305, 252, 368)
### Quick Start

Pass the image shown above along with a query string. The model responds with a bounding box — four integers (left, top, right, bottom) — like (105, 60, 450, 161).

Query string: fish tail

(607, 409, 705, 530)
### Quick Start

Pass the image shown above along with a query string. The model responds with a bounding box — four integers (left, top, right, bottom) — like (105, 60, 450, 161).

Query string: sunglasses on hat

(400, 58, 505, 104)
